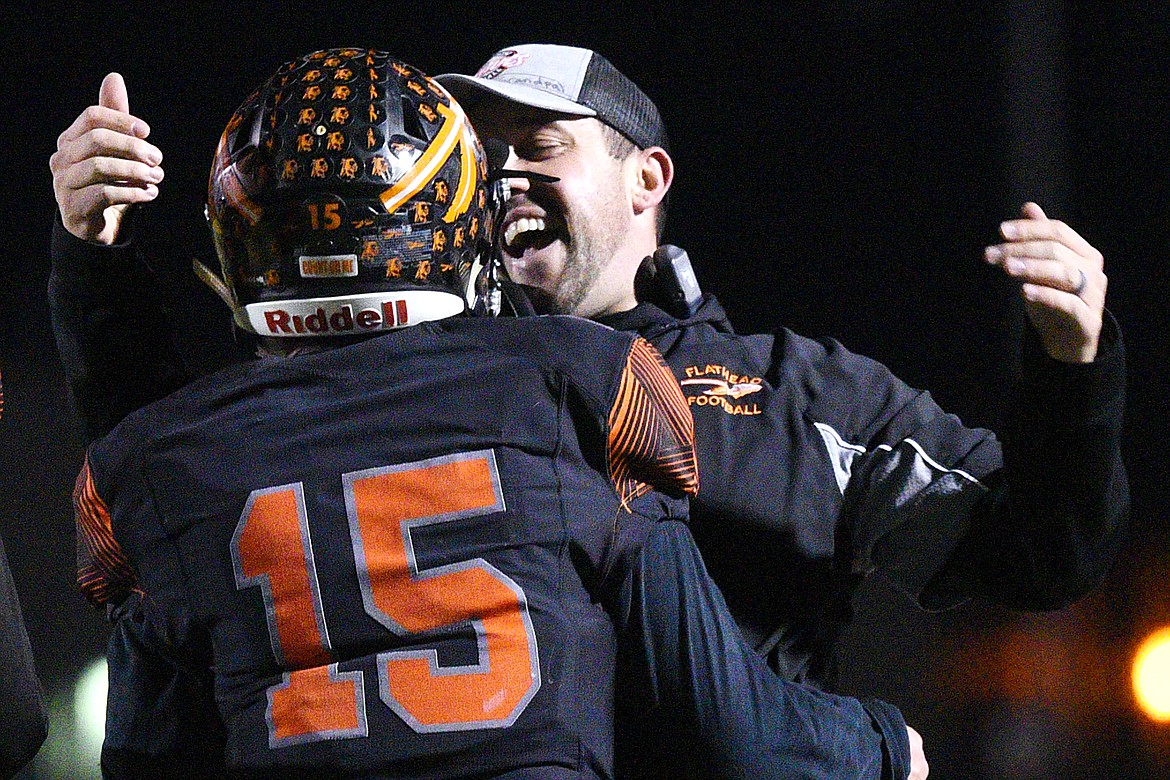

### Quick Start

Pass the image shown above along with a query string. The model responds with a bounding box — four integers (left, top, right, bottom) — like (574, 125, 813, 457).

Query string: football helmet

(205, 48, 490, 337)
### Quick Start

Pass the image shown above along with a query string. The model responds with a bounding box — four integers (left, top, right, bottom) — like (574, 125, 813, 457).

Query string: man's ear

(632, 146, 673, 214)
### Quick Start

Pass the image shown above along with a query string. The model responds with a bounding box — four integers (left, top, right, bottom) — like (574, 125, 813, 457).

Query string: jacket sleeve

(609, 519, 907, 780)
(918, 316, 1128, 610)
(50, 215, 190, 443)
(820, 315, 1128, 611)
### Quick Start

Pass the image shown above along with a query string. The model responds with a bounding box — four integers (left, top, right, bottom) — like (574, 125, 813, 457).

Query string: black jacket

(600, 295, 1128, 686)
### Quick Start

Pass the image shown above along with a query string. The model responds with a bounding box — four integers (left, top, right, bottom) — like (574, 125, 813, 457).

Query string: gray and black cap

(437, 44, 668, 151)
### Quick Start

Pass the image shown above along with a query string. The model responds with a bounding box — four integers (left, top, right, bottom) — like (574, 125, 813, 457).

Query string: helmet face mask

(207, 48, 491, 338)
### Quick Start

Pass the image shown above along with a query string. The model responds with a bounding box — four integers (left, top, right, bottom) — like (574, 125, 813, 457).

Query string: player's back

(77, 315, 696, 779)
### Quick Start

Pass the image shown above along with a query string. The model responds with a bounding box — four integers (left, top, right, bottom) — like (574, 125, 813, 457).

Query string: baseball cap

(436, 44, 668, 151)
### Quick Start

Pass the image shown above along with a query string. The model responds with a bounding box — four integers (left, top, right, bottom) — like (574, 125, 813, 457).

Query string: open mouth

(502, 216, 559, 255)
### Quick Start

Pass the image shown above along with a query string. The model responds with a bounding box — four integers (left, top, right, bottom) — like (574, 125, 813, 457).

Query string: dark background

(2, 2, 1167, 777)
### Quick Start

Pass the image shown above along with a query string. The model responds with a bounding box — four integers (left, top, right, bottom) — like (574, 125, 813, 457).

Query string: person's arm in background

(610, 516, 926, 780)
(0, 374, 49, 777)
(52, 76, 225, 776)
(950, 203, 1128, 608)
(596, 344, 926, 780)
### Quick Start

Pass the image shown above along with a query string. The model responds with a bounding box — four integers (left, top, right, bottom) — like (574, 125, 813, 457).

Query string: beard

(549, 242, 605, 315)
(548, 171, 632, 317)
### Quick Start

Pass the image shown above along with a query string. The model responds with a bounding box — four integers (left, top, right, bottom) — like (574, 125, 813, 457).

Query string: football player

(68, 49, 914, 779)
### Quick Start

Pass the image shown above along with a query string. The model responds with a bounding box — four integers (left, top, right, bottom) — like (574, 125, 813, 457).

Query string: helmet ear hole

(228, 103, 262, 160)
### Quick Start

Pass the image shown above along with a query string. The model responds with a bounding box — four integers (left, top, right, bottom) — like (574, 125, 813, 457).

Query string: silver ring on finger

(1073, 268, 1087, 298)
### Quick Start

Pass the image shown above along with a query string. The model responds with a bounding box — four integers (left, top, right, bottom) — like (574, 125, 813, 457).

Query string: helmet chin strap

(192, 258, 234, 309)
(199, 199, 262, 332)
(192, 258, 255, 332)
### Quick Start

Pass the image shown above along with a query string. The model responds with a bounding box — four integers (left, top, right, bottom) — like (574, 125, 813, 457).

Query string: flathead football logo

(680, 365, 764, 416)
(680, 378, 763, 400)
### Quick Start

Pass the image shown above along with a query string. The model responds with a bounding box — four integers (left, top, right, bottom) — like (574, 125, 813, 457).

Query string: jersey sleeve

(611, 520, 906, 780)
(74, 447, 228, 777)
(606, 337, 699, 505)
(74, 454, 138, 609)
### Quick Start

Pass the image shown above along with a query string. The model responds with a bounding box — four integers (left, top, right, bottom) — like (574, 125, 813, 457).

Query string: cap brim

(436, 73, 598, 118)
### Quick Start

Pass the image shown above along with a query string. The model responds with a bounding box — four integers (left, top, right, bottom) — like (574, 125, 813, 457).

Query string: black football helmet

(206, 48, 490, 337)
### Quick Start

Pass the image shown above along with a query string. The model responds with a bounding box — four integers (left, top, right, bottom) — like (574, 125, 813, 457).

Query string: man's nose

(503, 147, 531, 194)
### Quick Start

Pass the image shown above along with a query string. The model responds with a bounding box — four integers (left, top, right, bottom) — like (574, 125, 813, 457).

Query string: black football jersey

(76, 316, 697, 779)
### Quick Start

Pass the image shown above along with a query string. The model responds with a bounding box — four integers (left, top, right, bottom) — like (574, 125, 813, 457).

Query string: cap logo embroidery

(475, 50, 530, 80)
(499, 73, 569, 96)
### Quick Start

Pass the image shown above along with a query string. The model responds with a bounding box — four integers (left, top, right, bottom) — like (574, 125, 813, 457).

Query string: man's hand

(984, 202, 1105, 363)
(907, 725, 928, 779)
(50, 73, 164, 245)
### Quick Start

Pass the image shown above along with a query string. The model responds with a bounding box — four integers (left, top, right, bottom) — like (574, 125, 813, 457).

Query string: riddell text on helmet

(263, 301, 409, 335)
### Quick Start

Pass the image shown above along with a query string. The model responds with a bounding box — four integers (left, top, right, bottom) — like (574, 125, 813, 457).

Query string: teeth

(503, 217, 546, 249)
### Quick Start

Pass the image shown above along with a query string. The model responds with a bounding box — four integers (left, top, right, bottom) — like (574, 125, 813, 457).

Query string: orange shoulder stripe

(607, 338, 698, 505)
(74, 456, 136, 608)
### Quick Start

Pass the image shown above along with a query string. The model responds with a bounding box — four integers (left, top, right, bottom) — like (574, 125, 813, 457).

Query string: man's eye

(519, 141, 560, 160)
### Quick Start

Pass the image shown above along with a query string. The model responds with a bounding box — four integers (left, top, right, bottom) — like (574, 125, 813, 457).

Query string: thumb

(1022, 201, 1047, 221)
(99, 72, 130, 114)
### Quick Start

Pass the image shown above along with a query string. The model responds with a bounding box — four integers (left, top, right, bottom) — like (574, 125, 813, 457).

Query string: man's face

(477, 107, 637, 317)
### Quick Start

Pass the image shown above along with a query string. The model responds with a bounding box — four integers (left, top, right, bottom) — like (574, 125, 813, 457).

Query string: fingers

(1021, 201, 1046, 221)
(55, 73, 160, 175)
(985, 202, 1106, 363)
(52, 126, 162, 173)
(58, 72, 150, 148)
(984, 242, 1102, 298)
(996, 202, 1101, 262)
(54, 150, 164, 192)
(67, 183, 160, 218)
(52, 73, 162, 243)
(906, 726, 929, 780)
(1019, 278, 1094, 310)
(57, 104, 152, 150)
(984, 203, 1105, 304)
(99, 72, 130, 114)
(53, 71, 163, 194)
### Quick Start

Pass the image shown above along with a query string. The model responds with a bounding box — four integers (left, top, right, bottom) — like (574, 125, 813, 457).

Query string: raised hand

(50, 73, 164, 244)
(984, 202, 1105, 363)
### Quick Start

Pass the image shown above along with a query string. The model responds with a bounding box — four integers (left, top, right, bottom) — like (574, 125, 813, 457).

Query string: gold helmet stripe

(443, 125, 478, 224)
(378, 97, 464, 215)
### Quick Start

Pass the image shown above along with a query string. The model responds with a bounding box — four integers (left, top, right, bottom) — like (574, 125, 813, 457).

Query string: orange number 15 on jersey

(232, 450, 541, 748)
